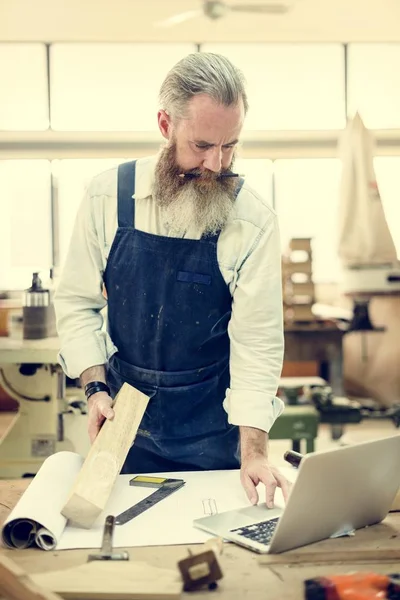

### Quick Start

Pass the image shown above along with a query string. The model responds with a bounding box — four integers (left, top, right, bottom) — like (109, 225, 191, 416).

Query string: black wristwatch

(84, 381, 111, 401)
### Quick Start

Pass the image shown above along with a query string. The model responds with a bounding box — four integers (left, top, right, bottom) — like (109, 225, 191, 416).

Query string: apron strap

(117, 160, 137, 228)
(202, 177, 245, 244)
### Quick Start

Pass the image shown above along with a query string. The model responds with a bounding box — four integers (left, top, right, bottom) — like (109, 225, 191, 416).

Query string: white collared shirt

(54, 155, 285, 433)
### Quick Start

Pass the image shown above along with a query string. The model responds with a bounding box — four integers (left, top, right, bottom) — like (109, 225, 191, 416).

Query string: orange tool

(305, 572, 400, 600)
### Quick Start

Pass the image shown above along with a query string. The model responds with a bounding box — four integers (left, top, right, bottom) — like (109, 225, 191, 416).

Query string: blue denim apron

(104, 161, 243, 473)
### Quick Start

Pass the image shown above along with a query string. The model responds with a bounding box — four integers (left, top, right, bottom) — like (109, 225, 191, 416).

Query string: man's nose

(203, 148, 222, 173)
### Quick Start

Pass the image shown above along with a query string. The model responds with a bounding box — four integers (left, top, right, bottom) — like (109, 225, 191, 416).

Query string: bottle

(23, 273, 50, 307)
(23, 272, 56, 339)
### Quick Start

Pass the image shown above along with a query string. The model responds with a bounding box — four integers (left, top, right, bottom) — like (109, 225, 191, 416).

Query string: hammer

(88, 515, 129, 561)
(284, 449, 304, 468)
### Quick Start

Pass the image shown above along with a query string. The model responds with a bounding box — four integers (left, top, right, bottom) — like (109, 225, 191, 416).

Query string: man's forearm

(240, 426, 269, 462)
(80, 364, 107, 388)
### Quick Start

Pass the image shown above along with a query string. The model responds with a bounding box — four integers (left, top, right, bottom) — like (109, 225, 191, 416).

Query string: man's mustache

(178, 171, 241, 180)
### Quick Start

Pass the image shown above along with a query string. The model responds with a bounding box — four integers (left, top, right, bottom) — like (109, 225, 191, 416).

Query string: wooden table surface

(1, 479, 400, 600)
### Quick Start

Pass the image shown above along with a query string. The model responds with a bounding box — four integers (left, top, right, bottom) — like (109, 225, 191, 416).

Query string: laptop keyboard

(230, 517, 280, 546)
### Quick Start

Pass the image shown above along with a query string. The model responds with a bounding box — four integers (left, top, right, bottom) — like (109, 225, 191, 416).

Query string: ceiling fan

(155, 0, 292, 27)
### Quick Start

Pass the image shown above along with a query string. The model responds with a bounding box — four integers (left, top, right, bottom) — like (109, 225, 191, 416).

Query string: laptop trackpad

(233, 504, 283, 527)
(194, 503, 283, 534)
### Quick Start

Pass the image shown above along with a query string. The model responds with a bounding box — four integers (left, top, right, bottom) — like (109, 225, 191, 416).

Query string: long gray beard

(153, 144, 237, 238)
(160, 184, 236, 238)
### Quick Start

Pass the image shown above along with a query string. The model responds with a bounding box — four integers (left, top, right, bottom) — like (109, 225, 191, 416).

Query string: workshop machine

(0, 362, 88, 478)
(281, 379, 400, 440)
(338, 113, 400, 334)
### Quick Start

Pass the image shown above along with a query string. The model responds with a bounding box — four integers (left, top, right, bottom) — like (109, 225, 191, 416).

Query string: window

(56, 157, 273, 267)
(0, 43, 49, 130)
(50, 44, 196, 131)
(374, 158, 400, 257)
(273, 159, 342, 283)
(235, 158, 273, 205)
(202, 44, 346, 131)
(0, 160, 52, 290)
(56, 159, 127, 266)
(348, 44, 400, 129)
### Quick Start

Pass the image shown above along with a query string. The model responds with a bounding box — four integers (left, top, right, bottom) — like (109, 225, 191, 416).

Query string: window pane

(50, 44, 196, 131)
(235, 158, 273, 204)
(56, 159, 127, 267)
(348, 44, 400, 129)
(202, 44, 345, 130)
(274, 159, 342, 283)
(374, 158, 400, 257)
(0, 160, 52, 290)
(0, 44, 49, 130)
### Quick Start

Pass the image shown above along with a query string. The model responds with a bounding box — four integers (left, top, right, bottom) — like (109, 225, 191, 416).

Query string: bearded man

(54, 52, 289, 508)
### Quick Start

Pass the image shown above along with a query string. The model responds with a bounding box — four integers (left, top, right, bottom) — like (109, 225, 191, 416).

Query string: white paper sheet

(2, 451, 84, 550)
(1, 451, 296, 551)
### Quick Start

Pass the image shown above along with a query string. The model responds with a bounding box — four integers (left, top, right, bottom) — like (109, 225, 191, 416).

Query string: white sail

(337, 112, 398, 267)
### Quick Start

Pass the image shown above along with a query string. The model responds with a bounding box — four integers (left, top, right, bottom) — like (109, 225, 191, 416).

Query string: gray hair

(159, 52, 248, 120)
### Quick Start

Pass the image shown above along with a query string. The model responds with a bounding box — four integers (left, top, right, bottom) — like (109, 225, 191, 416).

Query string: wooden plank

(31, 561, 182, 600)
(61, 383, 150, 529)
(289, 238, 312, 252)
(392, 487, 400, 511)
(0, 411, 20, 444)
(259, 548, 400, 565)
(0, 555, 62, 600)
(281, 362, 320, 377)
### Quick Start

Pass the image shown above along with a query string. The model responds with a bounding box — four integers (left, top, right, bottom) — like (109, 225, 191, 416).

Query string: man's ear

(158, 110, 172, 140)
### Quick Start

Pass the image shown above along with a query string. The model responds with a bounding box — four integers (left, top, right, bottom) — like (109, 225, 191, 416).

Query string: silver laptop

(194, 435, 400, 554)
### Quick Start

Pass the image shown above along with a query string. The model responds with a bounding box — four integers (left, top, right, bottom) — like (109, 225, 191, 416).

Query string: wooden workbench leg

(329, 353, 344, 397)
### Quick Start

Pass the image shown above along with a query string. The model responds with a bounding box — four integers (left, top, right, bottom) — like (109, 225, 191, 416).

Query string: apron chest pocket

(177, 271, 212, 286)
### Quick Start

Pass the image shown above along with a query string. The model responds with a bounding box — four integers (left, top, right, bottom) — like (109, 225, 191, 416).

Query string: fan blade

(154, 9, 203, 28)
(230, 3, 290, 14)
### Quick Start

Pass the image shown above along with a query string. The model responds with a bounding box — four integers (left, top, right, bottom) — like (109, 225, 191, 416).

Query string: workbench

(0, 336, 60, 364)
(284, 323, 344, 396)
(1, 479, 399, 600)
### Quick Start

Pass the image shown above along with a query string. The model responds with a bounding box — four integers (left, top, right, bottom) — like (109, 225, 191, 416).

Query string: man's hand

(241, 454, 291, 508)
(87, 391, 115, 443)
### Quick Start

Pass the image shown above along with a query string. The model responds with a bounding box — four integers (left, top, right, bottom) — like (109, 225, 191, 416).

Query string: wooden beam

(0, 555, 62, 600)
(259, 548, 400, 565)
(31, 561, 182, 599)
(61, 383, 150, 529)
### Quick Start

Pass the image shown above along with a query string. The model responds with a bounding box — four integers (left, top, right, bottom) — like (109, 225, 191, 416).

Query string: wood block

(281, 362, 319, 377)
(284, 304, 315, 322)
(0, 411, 20, 444)
(289, 238, 312, 252)
(61, 383, 150, 529)
(31, 561, 182, 600)
(282, 261, 313, 276)
(289, 282, 315, 297)
(391, 487, 400, 512)
(0, 555, 62, 600)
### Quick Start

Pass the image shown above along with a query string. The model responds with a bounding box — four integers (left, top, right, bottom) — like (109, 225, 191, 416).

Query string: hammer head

(88, 551, 129, 561)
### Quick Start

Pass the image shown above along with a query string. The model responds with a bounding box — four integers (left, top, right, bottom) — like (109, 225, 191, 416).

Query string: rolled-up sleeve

(224, 213, 285, 433)
(54, 189, 117, 379)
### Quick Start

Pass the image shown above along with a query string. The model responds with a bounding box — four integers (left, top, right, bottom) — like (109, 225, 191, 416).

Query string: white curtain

(337, 112, 397, 267)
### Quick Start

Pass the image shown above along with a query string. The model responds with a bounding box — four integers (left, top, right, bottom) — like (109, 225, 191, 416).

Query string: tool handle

(284, 450, 304, 468)
(101, 515, 115, 554)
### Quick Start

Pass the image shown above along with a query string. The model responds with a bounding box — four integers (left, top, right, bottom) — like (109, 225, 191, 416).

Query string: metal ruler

(115, 477, 185, 526)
